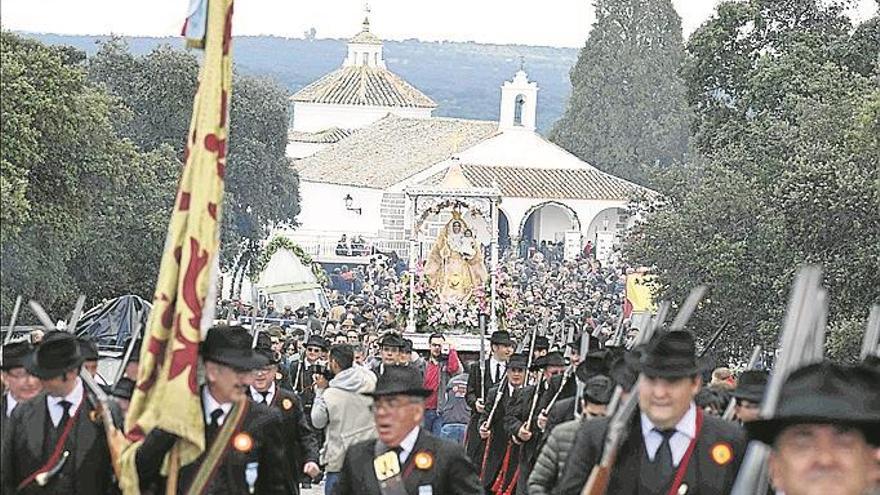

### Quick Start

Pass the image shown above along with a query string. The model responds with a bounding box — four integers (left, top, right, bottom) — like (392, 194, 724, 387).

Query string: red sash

(666, 408, 704, 495)
(17, 405, 82, 489)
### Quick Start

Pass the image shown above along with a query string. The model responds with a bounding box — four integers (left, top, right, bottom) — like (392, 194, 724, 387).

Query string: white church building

(282, 17, 654, 262)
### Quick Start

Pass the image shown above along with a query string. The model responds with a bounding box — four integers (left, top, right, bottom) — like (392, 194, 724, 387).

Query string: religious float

(397, 161, 504, 352)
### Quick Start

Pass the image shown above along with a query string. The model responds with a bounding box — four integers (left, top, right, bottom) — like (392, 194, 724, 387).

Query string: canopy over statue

(405, 161, 502, 332)
(424, 211, 489, 302)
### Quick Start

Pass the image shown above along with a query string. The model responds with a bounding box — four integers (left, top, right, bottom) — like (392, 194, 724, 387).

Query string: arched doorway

(518, 202, 580, 258)
(585, 207, 627, 261)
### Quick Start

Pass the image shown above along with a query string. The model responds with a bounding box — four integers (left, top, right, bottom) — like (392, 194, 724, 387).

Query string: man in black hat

(1, 341, 41, 432)
(252, 332, 321, 494)
(77, 336, 100, 378)
(541, 349, 611, 434)
(334, 365, 481, 494)
(289, 334, 329, 434)
(556, 331, 747, 495)
(478, 352, 528, 494)
(131, 325, 289, 494)
(465, 330, 514, 464)
(746, 362, 880, 495)
(1, 331, 113, 494)
(503, 351, 566, 494)
(528, 374, 615, 495)
(731, 369, 768, 423)
(372, 332, 405, 377)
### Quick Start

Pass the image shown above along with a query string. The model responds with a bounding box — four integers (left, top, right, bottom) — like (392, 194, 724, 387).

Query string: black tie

(495, 363, 502, 382)
(653, 428, 676, 480)
(58, 400, 72, 428)
(392, 445, 404, 464)
(259, 391, 270, 403)
(209, 408, 224, 427)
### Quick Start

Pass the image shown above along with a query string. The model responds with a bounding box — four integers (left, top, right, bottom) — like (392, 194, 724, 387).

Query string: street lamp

(343, 194, 362, 215)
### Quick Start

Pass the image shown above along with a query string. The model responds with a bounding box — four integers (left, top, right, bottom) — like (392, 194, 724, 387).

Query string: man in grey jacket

(311, 344, 378, 495)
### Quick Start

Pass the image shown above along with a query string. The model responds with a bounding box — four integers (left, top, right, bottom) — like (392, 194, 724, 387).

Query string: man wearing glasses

(335, 366, 480, 494)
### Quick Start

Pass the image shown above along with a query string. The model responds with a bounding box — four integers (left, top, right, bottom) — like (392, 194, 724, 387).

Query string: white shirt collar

(640, 402, 697, 440)
(202, 386, 233, 425)
(5, 392, 18, 417)
(249, 382, 276, 404)
(397, 426, 421, 464)
(47, 378, 84, 427)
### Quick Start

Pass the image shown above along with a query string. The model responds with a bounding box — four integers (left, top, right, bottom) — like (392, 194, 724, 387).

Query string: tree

(625, 3, 880, 363)
(549, 0, 690, 186)
(88, 39, 300, 271)
(0, 32, 179, 318)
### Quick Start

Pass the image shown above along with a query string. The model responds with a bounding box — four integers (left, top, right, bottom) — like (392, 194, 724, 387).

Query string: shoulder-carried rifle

(581, 285, 708, 495)
(860, 304, 879, 361)
(731, 265, 824, 495)
(1, 296, 23, 368)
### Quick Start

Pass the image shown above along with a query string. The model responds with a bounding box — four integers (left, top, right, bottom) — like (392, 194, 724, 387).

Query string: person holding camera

(422, 333, 461, 436)
(311, 344, 378, 495)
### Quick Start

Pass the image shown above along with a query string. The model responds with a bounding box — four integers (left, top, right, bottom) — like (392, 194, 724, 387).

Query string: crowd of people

(1, 252, 878, 495)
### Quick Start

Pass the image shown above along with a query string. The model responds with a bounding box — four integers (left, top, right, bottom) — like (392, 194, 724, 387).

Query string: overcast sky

(3, 0, 877, 47)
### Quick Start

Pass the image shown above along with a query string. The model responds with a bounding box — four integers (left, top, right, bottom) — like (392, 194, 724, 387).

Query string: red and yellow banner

(118, 0, 234, 491)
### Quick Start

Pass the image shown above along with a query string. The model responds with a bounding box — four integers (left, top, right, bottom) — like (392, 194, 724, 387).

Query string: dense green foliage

(1, 33, 298, 319)
(549, 0, 690, 185)
(624, 0, 880, 363)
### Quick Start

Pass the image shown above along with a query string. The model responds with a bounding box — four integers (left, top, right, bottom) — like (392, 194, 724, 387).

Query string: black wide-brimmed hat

(531, 351, 565, 371)
(566, 334, 601, 353)
(77, 336, 99, 361)
(304, 335, 329, 350)
(111, 377, 135, 400)
(377, 332, 404, 349)
(508, 353, 529, 370)
(26, 331, 85, 379)
(746, 362, 880, 446)
(489, 331, 514, 346)
(640, 331, 699, 378)
(732, 369, 768, 403)
(254, 332, 280, 365)
(1, 341, 33, 370)
(201, 325, 269, 370)
(533, 336, 550, 350)
(583, 375, 614, 405)
(364, 365, 431, 398)
(576, 349, 611, 383)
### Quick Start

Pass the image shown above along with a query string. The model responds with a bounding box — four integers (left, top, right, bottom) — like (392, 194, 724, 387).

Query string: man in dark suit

(133, 325, 291, 494)
(335, 365, 480, 495)
(1, 331, 113, 494)
(252, 332, 321, 494)
(556, 331, 747, 495)
(478, 352, 527, 494)
(504, 351, 566, 495)
(370, 332, 405, 377)
(1, 341, 41, 432)
(464, 330, 514, 464)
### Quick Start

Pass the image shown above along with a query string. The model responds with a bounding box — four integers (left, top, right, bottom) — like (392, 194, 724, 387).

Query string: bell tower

(499, 60, 538, 131)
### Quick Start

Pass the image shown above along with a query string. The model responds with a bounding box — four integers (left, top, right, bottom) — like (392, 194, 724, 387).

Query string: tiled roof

(288, 127, 353, 144)
(422, 164, 653, 201)
(292, 115, 499, 189)
(291, 66, 436, 108)
(350, 30, 382, 45)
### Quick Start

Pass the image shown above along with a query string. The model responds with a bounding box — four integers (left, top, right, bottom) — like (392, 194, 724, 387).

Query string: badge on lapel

(414, 451, 433, 470)
(282, 398, 294, 410)
(233, 432, 254, 452)
(710, 442, 733, 466)
(374, 451, 401, 481)
(275, 372, 284, 381)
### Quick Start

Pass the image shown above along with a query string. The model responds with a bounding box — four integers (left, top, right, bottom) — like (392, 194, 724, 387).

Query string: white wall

(537, 204, 574, 242)
(292, 102, 432, 133)
(500, 196, 628, 242)
(292, 181, 385, 238)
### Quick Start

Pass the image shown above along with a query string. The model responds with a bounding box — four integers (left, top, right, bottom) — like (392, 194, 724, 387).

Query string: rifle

(479, 374, 509, 481)
(523, 373, 544, 432)
(581, 286, 708, 495)
(81, 369, 125, 479)
(731, 265, 824, 495)
(721, 345, 762, 421)
(111, 328, 141, 388)
(1, 296, 23, 368)
(861, 304, 880, 361)
(524, 324, 539, 385)
(479, 313, 487, 401)
(574, 324, 593, 419)
(697, 321, 730, 360)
